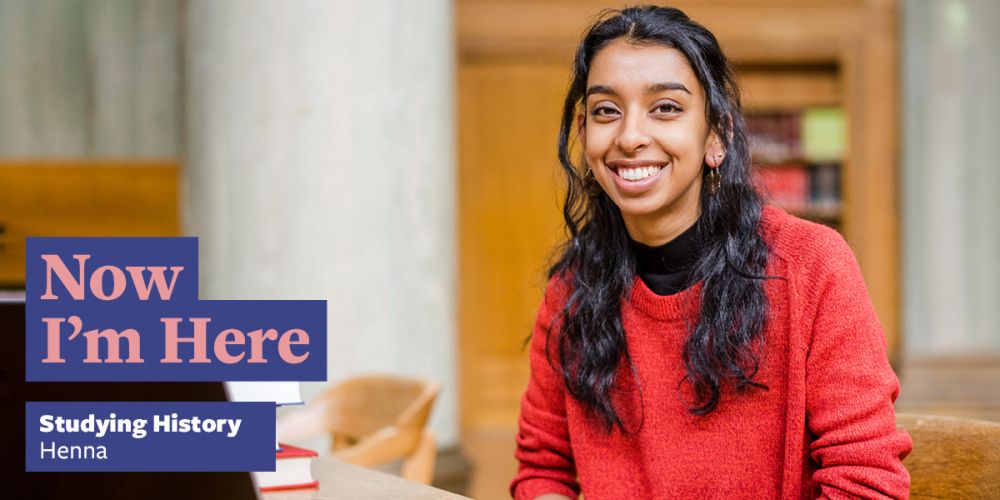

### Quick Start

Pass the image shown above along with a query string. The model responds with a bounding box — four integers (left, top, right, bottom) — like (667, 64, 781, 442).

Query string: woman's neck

(622, 207, 700, 247)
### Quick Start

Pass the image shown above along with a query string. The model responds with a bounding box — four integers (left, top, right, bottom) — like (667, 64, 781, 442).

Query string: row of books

(753, 163, 841, 219)
(746, 108, 846, 164)
(225, 382, 318, 492)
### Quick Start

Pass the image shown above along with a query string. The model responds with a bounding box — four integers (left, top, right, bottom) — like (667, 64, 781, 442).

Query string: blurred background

(0, 0, 997, 498)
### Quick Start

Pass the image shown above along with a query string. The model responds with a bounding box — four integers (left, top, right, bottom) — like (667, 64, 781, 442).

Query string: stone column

(183, 0, 457, 446)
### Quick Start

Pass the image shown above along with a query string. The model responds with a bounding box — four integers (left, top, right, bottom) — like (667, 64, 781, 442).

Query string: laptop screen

(1, 298, 261, 499)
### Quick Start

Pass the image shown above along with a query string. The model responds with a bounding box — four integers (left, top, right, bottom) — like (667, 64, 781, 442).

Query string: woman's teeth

(617, 166, 662, 181)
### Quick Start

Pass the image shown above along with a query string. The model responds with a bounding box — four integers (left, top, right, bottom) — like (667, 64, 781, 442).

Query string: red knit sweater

(511, 207, 912, 499)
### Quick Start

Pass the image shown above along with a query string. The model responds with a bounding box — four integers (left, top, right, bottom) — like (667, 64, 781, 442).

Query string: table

(262, 458, 471, 500)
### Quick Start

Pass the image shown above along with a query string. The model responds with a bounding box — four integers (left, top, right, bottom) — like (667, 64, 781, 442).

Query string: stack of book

(747, 107, 844, 223)
(226, 382, 318, 491)
(753, 164, 809, 213)
(256, 443, 319, 492)
(746, 112, 801, 164)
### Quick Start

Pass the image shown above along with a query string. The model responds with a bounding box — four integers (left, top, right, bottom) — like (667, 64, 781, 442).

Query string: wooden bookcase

(456, 0, 899, 429)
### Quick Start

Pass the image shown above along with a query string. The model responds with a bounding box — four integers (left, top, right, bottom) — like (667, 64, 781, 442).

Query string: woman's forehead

(587, 39, 703, 98)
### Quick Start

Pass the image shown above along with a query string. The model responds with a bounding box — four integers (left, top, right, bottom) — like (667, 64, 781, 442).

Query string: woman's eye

(590, 105, 619, 118)
(653, 102, 682, 115)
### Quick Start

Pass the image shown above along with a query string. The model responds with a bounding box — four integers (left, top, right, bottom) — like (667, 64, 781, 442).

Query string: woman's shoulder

(760, 205, 859, 277)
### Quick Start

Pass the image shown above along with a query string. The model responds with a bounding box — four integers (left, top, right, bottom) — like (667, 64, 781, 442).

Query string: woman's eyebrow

(647, 81, 691, 95)
(585, 82, 693, 98)
(585, 84, 617, 98)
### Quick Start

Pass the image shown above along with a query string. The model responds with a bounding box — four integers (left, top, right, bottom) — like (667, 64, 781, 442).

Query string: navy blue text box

(25, 300, 327, 381)
(25, 238, 328, 381)
(26, 402, 276, 472)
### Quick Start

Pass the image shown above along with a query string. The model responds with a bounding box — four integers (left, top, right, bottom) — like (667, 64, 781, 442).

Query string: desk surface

(262, 458, 471, 500)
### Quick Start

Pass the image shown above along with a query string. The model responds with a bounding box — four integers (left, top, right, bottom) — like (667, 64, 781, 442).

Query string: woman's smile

(606, 159, 669, 195)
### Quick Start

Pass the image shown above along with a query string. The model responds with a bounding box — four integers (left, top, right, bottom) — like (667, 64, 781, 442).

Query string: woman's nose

(614, 114, 651, 153)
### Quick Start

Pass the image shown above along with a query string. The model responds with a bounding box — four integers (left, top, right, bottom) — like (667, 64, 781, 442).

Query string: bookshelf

(738, 59, 848, 226)
(456, 0, 900, 430)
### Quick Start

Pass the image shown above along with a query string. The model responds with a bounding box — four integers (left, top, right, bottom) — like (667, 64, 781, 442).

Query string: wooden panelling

(0, 161, 180, 286)
(897, 355, 1000, 424)
(457, 1, 892, 60)
(457, 62, 567, 428)
(738, 64, 841, 110)
(839, 31, 900, 363)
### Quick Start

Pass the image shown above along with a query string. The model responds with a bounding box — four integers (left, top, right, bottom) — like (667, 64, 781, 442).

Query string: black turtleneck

(630, 221, 703, 296)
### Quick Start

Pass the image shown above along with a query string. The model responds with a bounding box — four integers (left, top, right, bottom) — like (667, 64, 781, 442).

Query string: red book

(754, 165, 809, 212)
(255, 443, 319, 492)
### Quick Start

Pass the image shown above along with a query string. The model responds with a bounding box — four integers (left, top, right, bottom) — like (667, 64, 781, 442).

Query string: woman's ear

(576, 112, 587, 149)
(705, 132, 725, 168)
(705, 113, 733, 168)
(705, 114, 733, 167)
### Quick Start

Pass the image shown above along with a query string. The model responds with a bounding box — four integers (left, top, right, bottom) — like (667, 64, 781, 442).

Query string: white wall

(0, 0, 178, 157)
(903, 0, 1000, 354)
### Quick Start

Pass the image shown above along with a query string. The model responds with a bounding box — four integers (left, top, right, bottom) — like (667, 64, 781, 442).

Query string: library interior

(1, 0, 999, 498)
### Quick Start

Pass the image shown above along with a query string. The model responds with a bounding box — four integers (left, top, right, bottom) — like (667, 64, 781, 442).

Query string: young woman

(510, 6, 911, 499)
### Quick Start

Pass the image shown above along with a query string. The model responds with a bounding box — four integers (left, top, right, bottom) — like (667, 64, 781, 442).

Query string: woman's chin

(612, 197, 671, 219)
(611, 194, 702, 228)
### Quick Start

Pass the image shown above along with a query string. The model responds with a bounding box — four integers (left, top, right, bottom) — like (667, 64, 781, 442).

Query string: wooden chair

(277, 375, 441, 484)
(897, 413, 1000, 499)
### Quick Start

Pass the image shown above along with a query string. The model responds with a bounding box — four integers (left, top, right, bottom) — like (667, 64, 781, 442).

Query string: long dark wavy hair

(548, 5, 771, 430)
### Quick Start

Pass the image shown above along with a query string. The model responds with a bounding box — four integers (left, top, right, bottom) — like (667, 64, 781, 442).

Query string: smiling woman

(581, 40, 718, 245)
(510, 5, 912, 500)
